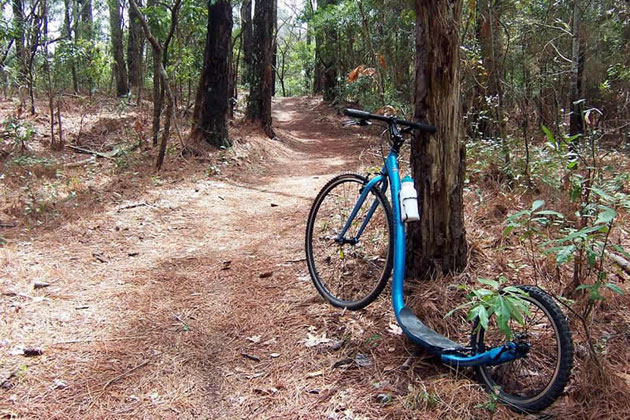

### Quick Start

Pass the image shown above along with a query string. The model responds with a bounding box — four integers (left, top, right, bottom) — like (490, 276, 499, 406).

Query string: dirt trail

(1, 97, 417, 419)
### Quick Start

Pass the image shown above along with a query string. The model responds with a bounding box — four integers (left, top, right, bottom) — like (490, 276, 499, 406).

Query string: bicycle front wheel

(305, 173, 393, 310)
(471, 286, 573, 413)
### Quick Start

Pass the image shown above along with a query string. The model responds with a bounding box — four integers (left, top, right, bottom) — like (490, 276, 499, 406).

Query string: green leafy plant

(2, 116, 35, 153)
(446, 276, 531, 340)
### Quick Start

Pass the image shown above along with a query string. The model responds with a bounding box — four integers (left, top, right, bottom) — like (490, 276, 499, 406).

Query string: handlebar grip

(344, 108, 375, 120)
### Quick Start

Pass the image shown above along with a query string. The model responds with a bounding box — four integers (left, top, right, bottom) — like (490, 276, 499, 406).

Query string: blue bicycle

(305, 109, 573, 413)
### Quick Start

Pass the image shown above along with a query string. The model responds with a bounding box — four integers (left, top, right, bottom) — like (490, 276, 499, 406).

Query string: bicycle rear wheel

(471, 286, 573, 413)
(305, 173, 393, 310)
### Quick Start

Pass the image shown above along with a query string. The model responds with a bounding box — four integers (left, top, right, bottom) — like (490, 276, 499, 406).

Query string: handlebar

(344, 108, 437, 133)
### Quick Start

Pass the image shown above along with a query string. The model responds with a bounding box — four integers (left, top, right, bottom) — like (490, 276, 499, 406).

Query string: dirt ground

(0, 96, 628, 419)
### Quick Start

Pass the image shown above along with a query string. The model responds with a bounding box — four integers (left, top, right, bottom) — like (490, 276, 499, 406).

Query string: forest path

(1, 97, 402, 419)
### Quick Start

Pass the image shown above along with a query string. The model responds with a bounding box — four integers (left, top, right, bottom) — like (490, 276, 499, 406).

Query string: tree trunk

(26, 1, 43, 114)
(108, 0, 129, 97)
(128, 0, 144, 90)
(78, 0, 94, 92)
(407, 0, 467, 276)
(79, 0, 93, 39)
(477, 0, 510, 178)
(304, 0, 313, 93)
(271, 0, 277, 96)
(12, 0, 26, 107)
(189, 0, 232, 149)
(240, 0, 253, 85)
(246, 0, 275, 138)
(148, 0, 161, 146)
(569, 0, 584, 136)
(315, 0, 338, 102)
(129, 0, 180, 170)
(62, 0, 79, 93)
(42, 0, 58, 149)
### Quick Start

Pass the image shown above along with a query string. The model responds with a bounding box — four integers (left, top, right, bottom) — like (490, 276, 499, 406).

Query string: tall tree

(569, 0, 584, 136)
(108, 0, 129, 97)
(127, 0, 144, 91)
(407, 0, 467, 276)
(129, 0, 182, 170)
(61, 0, 79, 93)
(477, 0, 511, 177)
(271, 0, 277, 96)
(11, 0, 26, 109)
(246, 0, 275, 138)
(77, 0, 94, 92)
(314, 0, 338, 101)
(240, 0, 253, 85)
(149, 0, 161, 145)
(189, 0, 232, 149)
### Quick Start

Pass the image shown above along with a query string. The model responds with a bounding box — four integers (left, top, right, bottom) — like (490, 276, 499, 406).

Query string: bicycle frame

(335, 124, 527, 367)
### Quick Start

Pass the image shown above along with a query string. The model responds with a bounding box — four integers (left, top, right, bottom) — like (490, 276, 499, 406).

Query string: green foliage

(2, 116, 34, 152)
(446, 276, 531, 341)
(53, 39, 110, 92)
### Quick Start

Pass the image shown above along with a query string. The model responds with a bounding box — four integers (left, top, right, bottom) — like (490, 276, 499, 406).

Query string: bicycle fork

(335, 174, 388, 246)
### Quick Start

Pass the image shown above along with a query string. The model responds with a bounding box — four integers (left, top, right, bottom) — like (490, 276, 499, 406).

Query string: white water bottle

(400, 175, 420, 222)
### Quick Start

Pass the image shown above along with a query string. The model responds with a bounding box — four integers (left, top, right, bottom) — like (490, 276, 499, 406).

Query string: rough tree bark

(189, 0, 232, 149)
(108, 0, 129, 97)
(127, 0, 144, 91)
(240, 0, 253, 85)
(246, 0, 275, 138)
(407, 0, 468, 276)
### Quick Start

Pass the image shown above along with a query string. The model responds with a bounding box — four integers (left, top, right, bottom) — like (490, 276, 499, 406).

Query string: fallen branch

(63, 157, 95, 168)
(67, 145, 115, 159)
(64, 143, 141, 167)
(608, 251, 630, 276)
(117, 201, 155, 212)
(53, 335, 148, 345)
(102, 360, 150, 390)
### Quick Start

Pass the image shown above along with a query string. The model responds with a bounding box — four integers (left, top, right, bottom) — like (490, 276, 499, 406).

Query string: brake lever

(342, 119, 371, 127)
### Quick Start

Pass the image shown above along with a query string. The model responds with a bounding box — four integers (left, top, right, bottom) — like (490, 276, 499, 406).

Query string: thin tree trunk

(78, 0, 94, 92)
(357, 1, 385, 106)
(271, 0, 277, 96)
(478, 0, 510, 179)
(189, 0, 232, 149)
(108, 0, 129, 97)
(128, 0, 144, 91)
(12, 0, 26, 109)
(148, 0, 161, 146)
(304, 0, 313, 94)
(569, 0, 584, 136)
(42, 0, 57, 148)
(407, 0, 467, 276)
(129, 0, 180, 170)
(27, 1, 43, 114)
(62, 0, 79, 93)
